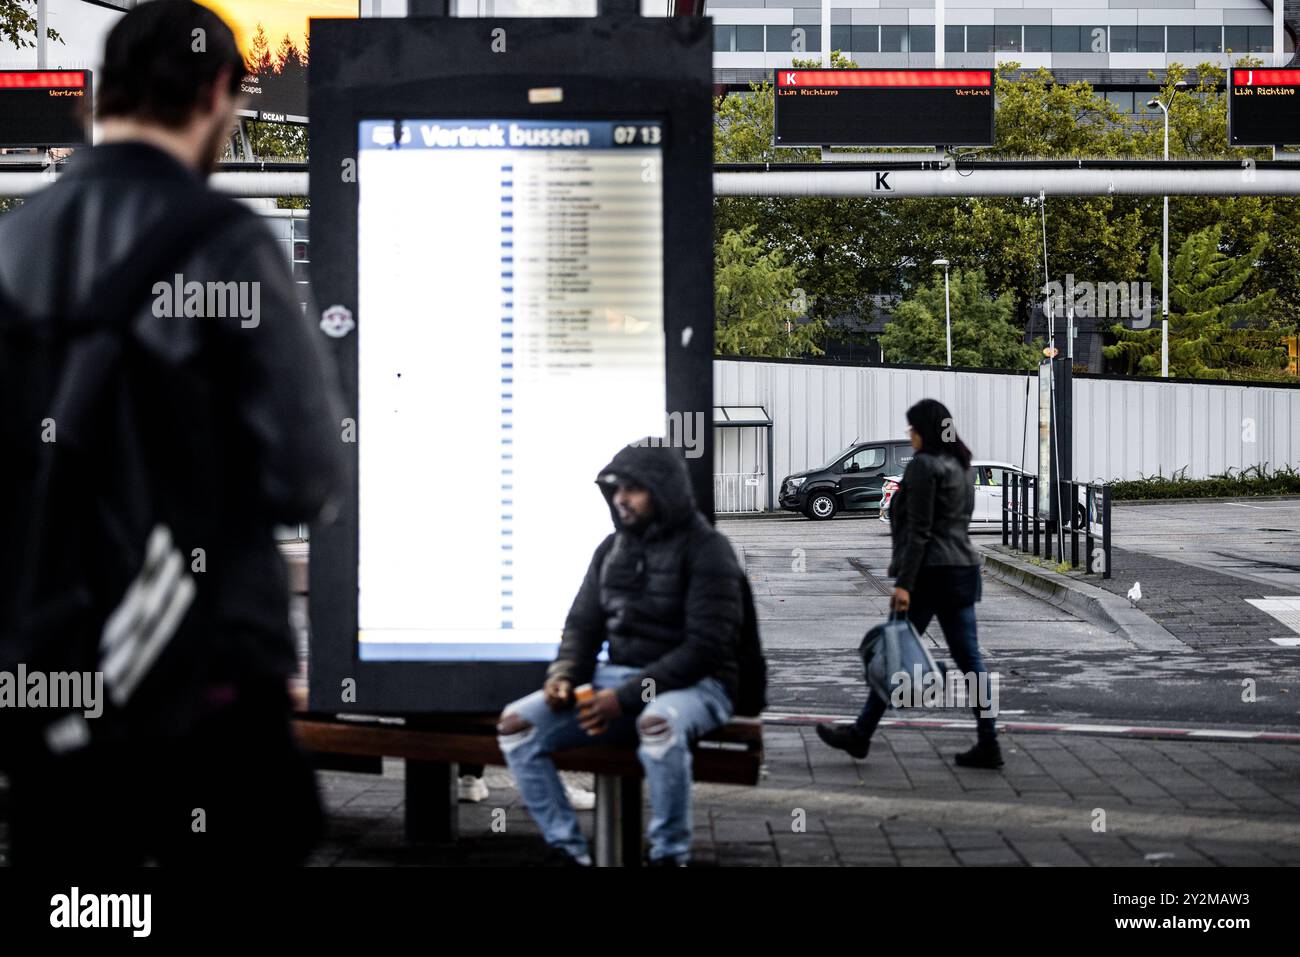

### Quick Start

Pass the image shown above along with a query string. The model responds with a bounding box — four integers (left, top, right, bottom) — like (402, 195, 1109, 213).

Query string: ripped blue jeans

(498, 663, 732, 864)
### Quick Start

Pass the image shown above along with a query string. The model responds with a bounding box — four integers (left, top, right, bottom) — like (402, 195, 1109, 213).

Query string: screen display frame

(307, 16, 714, 714)
(772, 68, 995, 148)
(1228, 67, 1300, 148)
(0, 70, 92, 148)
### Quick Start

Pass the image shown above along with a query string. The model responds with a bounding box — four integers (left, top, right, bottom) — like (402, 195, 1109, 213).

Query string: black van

(778, 439, 915, 520)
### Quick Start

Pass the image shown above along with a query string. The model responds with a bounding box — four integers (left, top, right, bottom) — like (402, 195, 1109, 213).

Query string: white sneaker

(458, 775, 490, 803)
(565, 783, 596, 811)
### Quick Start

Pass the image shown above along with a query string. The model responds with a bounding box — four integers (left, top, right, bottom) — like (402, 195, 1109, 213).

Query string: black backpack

(0, 195, 247, 766)
(733, 575, 767, 717)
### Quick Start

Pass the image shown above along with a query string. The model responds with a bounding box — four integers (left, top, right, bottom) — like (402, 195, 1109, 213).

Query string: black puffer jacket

(547, 445, 743, 717)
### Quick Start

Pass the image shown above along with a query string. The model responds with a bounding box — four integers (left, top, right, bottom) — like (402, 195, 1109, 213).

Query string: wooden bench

(290, 690, 763, 866)
(282, 552, 763, 865)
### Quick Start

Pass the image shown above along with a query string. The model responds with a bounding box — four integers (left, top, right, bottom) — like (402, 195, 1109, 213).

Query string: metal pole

(1031, 478, 1040, 558)
(1161, 192, 1169, 377)
(1085, 485, 1095, 574)
(1010, 474, 1019, 551)
(1001, 469, 1009, 546)
(1101, 485, 1112, 580)
(594, 774, 624, 867)
(1276, 0, 1286, 69)
(821, 0, 831, 65)
(1069, 482, 1079, 568)
(36, 0, 48, 69)
(943, 265, 952, 367)
(935, 0, 945, 69)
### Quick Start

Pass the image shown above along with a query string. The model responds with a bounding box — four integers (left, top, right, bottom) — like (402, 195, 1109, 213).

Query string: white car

(879, 461, 1025, 531)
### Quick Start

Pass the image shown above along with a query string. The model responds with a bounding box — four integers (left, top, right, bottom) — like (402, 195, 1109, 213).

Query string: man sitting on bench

(498, 443, 744, 867)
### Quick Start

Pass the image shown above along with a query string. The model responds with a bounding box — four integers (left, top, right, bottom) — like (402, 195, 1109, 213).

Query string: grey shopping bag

(858, 612, 944, 706)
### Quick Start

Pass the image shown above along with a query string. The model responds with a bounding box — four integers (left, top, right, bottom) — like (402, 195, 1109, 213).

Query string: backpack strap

(0, 192, 253, 336)
(72, 193, 254, 330)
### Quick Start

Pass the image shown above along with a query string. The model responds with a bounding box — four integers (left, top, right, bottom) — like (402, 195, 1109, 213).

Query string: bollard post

(1001, 469, 1009, 546)
(1102, 485, 1112, 580)
(1032, 478, 1040, 557)
(1070, 482, 1080, 569)
(1084, 484, 1095, 575)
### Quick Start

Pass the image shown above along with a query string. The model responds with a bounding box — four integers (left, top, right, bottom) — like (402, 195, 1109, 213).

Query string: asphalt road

(719, 508, 1300, 731)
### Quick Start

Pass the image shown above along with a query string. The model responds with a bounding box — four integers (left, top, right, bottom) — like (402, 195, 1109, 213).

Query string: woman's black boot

(954, 739, 1004, 769)
(816, 722, 871, 760)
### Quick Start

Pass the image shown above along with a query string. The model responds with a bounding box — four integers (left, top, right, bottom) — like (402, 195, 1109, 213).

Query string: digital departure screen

(773, 69, 994, 148)
(355, 118, 667, 662)
(1229, 68, 1300, 147)
(0, 71, 90, 148)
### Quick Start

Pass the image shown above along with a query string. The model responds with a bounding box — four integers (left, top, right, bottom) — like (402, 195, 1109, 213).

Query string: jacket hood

(596, 442, 697, 533)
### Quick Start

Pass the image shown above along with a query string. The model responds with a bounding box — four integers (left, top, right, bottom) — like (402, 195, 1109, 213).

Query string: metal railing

(1000, 471, 1111, 579)
(714, 472, 766, 513)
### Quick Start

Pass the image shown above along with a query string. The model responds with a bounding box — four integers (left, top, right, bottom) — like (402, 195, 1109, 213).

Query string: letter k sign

(875, 172, 893, 192)
(785, 73, 797, 85)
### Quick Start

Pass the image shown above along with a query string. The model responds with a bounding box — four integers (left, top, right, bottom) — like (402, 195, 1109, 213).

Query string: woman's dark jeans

(857, 591, 997, 744)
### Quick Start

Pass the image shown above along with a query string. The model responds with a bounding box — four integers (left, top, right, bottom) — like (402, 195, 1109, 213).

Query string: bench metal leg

(405, 760, 457, 844)
(593, 774, 642, 867)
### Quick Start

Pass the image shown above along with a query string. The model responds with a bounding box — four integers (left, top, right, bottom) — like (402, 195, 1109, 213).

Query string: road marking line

(1244, 597, 1300, 639)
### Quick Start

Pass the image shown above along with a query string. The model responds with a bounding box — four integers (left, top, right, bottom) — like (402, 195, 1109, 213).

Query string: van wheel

(806, 493, 837, 520)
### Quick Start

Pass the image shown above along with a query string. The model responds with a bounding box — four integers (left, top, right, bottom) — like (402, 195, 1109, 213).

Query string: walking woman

(817, 399, 1002, 769)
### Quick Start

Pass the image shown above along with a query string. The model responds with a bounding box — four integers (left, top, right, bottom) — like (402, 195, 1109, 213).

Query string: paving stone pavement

(305, 725, 1300, 867)
(1093, 547, 1298, 650)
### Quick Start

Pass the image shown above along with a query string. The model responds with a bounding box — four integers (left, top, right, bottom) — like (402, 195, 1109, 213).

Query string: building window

(966, 25, 993, 53)
(1194, 26, 1222, 53)
(1024, 25, 1051, 53)
(993, 25, 1021, 53)
(1167, 26, 1193, 52)
(1082, 26, 1108, 53)
(713, 25, 734, 53)
(1138, 26, 1164, 53)
(1111, 25, 1136, 54)
(1052, 26, 1080, 53)
(944, 25, 964, 54)
(854, 25, 879, 53)
(831, 24, 850, 52)
(1105, 90, 1134, 113)
(767, 25, 821, 54)
(881, 25, 908, 53)
(1250, 26, 1274, 52)
(736, 24, 764, 52)
(910, 26, 934, 53)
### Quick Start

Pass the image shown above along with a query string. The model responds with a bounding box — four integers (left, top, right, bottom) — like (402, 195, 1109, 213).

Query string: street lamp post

(933, 258, 951, 367)
(1147, 81, 1185, 379)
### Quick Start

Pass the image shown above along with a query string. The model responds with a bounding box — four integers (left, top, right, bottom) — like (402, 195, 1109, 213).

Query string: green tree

(715, 225, 824, 357)
(1, 0, 61, 50)
(1104, 225, 1287, 378)
(879, 268, 1038, 369)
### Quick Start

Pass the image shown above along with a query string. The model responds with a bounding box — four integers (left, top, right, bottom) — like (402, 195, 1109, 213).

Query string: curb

(1110, 494, 1300, 507)
(763, 711, 1300, 744)
(979, 545, 1186, 652)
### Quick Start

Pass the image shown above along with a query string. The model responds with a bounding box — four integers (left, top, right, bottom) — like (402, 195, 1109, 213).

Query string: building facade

(711, 0, 1297, 112)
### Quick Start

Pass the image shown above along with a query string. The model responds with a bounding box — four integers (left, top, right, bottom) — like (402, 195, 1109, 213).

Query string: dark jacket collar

(62, 141, 201, 186)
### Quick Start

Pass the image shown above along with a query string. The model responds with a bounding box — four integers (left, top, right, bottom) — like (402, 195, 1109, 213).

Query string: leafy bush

(1109, 464, 1300, 500)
